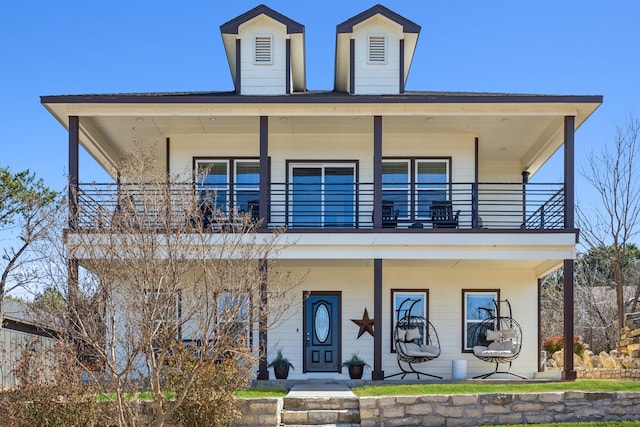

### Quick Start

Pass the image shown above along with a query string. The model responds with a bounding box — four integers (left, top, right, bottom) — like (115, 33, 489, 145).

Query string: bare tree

(577, 116, 640, 334)
(34, 147, 302, 427)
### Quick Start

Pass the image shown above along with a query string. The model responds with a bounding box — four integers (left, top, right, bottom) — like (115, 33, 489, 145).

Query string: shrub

(543, 335, 586, 357)
(0, 340, 110, 426)
(163, 348, 253, 427)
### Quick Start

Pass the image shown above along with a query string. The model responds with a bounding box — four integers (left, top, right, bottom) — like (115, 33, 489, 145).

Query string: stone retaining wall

(358, 391, 640, 427)
(232, 398, 282, 427)
(228, 392, 640, 427)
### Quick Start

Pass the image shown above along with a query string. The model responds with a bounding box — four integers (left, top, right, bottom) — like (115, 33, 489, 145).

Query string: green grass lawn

(352, 379, 640, 397)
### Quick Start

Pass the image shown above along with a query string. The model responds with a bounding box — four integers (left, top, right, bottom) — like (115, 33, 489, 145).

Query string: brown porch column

(259, 116, 269, 231)
(563, 115, 577, 380)
(69, 116, 79, 229)
(563, 259, 576, 380)
(256, 259, 269, 380)
(372, 258, 384, 380)
(373, 116, 382, 229)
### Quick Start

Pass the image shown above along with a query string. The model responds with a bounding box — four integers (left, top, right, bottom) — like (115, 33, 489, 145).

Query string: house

(1, 299, 58, 388)
(41, 4, 602, 381)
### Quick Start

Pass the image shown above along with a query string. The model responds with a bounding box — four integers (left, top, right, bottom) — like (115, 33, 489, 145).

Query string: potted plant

(342, 353, 369, 379)
(267, 349, 294, 379)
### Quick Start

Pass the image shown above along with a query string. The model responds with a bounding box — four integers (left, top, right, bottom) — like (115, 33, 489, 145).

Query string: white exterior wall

(238, 19, 288, 95)
(268, 260, 538, 380)
(352, 20, 403, 95)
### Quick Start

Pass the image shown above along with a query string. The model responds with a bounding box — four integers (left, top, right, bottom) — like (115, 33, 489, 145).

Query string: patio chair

(431, 201, 459, 228)
(469, 299, 525, 379)
(385, 298, 442, 379)
(381, 200, 399, 228)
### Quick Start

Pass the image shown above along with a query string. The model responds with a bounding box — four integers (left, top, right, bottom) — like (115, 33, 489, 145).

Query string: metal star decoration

(351, 308, 374, 338)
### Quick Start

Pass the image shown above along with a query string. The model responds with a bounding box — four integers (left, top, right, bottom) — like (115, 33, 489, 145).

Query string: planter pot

(273, 364, 290, 379)
(347, 364, 364, 380)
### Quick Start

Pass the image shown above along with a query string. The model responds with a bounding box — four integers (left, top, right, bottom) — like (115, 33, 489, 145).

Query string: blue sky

(1, 1, 639, 203)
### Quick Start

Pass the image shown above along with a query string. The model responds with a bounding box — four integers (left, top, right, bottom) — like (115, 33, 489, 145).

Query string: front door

(303, 292, 341, 372)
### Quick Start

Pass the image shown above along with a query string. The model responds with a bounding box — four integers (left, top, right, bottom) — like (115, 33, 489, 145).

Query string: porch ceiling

(42, 96, 600, 180)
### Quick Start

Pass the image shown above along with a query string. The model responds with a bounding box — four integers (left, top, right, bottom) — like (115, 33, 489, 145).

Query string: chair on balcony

(469, 299, 525, 379)
(247, 199, 260, 223)
(385, 298, 442, 380)
(381, 200, 399, 228)
(431, 201, 459, 228)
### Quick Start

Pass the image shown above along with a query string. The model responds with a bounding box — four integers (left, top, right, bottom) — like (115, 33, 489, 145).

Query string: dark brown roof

(220, 4, 304, 35)
(41, 90, 603, 105)
(337, 4, 421, 34)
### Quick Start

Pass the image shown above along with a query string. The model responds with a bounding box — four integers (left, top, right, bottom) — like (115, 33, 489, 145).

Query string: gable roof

(220, 4, 304, 35)
(336, 4, 421, 34)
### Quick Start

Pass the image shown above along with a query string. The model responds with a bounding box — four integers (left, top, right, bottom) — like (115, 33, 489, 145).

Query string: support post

(259, 116, 269, 231)
(372, 259, 384, 380)
(69, 116, 79, 229)
(563, 259, 576, 380)
(373, 116, 382, 229)
(257, 259, 269, 380)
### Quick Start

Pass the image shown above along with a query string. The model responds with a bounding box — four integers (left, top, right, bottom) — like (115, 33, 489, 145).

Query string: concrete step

(283, 396, 359, 411)
(281, 408, 360, 425)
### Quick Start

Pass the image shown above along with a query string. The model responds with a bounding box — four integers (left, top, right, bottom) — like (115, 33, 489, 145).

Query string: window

(194, 158, 260, 215)
(382, 158, 450, 220)
(254, 35, 273, 64)
(391, 289, 428, 352)
(217, 292, 251, 346)
(462, 289, 499, 352)
(368, 34, 386, 64)
(289, 163, 356, 228)
(146, 289, 181, 356)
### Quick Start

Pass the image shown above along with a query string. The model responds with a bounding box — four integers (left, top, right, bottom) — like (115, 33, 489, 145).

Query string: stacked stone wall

(358, 392, 640, 427)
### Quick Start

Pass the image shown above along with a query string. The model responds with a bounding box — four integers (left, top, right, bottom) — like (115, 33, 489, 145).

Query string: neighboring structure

(42, 4, 602, 380)
(1, 299, 58, 388)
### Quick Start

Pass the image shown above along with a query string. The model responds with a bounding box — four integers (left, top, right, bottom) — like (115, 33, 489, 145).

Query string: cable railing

(72, 182, 566, 232)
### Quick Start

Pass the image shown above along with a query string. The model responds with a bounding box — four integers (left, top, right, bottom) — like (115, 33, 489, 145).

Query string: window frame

(382, 157, 452, 221)
(216, 291, 252, 347)
(461, 289, 500, 353)
(390, 288, 429, 353)
(286, 160, 359, 228)
(193, 157, 260, 215)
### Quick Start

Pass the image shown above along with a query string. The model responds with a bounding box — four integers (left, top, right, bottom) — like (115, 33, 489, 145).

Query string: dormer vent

(368, 35, 386, 64)
(335, 4, 421, 95)
(254, 35, 273, 64)
(220, 5, 306, 95)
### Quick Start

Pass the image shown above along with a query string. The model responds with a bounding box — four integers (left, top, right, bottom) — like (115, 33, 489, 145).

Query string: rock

(552, 350, 564, 368)
(599, 351, 616, 368)
(622, 356, 639, 369)
(583, 350, 595, 369)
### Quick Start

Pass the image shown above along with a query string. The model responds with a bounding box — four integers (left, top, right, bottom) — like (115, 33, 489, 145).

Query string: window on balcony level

(194, 158, 259, 215)
(382, 159, 450, 220)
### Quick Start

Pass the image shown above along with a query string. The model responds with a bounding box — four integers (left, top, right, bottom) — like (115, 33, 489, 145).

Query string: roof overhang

(41, 91, 602, 180)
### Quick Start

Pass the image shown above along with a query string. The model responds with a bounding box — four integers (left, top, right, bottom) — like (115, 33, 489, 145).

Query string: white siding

(352, 22, 402, 95)
(238, 19, 288, 95)
(268, 260, 539, 380)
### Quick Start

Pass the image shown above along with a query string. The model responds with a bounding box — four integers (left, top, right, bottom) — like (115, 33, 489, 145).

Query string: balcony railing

(73, 182, 567, 232)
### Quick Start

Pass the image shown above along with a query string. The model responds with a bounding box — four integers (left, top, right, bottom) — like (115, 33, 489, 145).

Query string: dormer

(220, 5, 306, 95)
(335, 5, 420, 95)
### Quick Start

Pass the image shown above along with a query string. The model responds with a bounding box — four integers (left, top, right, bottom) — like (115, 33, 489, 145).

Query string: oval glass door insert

(315, 303, 330, 343)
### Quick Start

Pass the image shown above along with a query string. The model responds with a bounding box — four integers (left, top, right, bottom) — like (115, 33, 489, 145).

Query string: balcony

(73, 182, 566, 232)
(75, 182, 565, 232)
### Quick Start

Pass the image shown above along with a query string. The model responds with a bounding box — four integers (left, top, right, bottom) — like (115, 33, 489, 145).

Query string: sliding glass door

(290, 164, 355, 228)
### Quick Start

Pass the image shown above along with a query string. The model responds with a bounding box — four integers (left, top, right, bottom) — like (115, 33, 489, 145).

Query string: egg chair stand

(385, 298, 442, 380)
(470, 299, 526, 379)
